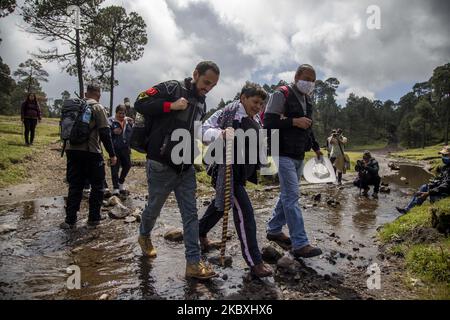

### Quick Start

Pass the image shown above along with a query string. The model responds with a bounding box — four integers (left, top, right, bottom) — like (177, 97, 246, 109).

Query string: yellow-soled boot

(185, 261, 217, 280)
(138, 235, 157, 258)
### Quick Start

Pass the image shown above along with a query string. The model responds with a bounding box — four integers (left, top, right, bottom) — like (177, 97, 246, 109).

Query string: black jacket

(134, 78, 206, 172)
(355, 158, 380, 178)
(264, 85, 319, 160)
(429, 164, 450, 196)
(109, 116, 133, 150)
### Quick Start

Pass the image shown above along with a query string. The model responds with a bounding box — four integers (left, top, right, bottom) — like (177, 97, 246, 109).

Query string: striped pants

(199, 184, 263, 267)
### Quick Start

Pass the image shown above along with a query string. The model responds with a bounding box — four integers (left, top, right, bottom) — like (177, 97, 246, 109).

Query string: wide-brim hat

(303, 157, 336, 184)
(438, 145, 450, 156)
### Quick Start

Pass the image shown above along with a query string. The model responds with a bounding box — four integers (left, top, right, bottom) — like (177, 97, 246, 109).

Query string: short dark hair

(295, 64, 315, 78)
(240, 82, 267, 100)
(115, 104, 126, 113)
(86, 83, 101, 94)
(195, 61, 220, 76)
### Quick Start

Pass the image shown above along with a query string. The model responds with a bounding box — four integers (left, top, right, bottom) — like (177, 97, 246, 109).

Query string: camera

(355, 160, 367, 174)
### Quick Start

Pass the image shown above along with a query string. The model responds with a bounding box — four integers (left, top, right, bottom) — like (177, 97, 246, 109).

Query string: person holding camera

(353, 150, 380, 199)
(328, 128, 348, 185)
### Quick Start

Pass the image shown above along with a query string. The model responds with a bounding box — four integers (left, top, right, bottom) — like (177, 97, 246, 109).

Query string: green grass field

(0, 116, 60, 187)
(379, 197, 450, 299)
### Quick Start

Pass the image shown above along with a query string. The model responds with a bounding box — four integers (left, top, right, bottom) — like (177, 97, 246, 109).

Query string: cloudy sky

(0, 0, 449, 109)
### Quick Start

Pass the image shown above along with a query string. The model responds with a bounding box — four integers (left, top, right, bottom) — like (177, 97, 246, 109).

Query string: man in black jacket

(396, 146, 450, 214)
(264, 64, 323, 259)
(353, 150, 381, 198)
(134, 61, 219, 280)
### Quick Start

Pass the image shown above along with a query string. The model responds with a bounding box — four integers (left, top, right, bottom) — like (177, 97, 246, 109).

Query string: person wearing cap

(353, 150, 380, 198)
(396, 146, 450, 214)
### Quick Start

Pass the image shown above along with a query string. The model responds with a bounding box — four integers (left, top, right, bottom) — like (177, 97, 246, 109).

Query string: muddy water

(0, 165, 430, 300)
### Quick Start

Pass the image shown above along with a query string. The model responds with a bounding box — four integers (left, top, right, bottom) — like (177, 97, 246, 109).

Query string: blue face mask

(443, 156, 450, 165)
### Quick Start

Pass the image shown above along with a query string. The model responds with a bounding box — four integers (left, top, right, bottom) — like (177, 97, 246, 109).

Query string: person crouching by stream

(199, 82, 273, 278)
(109, 104, 133, 196)
(353, 151, 380, 199)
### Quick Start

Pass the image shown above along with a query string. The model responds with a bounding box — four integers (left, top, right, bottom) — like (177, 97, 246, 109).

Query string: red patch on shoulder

(145, 87, 159, 96)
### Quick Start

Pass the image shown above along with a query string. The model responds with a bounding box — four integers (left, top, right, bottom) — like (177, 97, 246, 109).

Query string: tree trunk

(27, 66, 32, 93)
(75, 29, 84, 99)
(446, 101, 449, 145)
(109, 46, 115, 115)
(422, 123, 426, 149)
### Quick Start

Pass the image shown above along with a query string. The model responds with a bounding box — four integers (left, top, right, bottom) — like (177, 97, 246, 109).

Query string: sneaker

(138, 235, 157, 258)
(267, 232, 292, 250)
(112, 189, 120, 196)
(103, 188, 112, 198)
(250, 263, 273, 278)
(291, 245, 322, 258)
(185, 261, 217, 280)
(395, 207, 407, 214)
(119, 183, 126, 192)
(60, 221, 76, 230)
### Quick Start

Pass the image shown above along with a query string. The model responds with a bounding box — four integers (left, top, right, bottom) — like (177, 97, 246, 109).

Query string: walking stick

(220, 131, 233, 267)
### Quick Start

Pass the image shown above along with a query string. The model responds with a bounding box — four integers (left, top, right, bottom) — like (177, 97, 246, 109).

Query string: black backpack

(60, 98, 92, 156)
(130, 81, 186, 154)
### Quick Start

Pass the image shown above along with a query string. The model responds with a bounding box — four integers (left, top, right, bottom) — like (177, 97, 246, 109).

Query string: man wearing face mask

(264, 64, 323, 259)
(396, 146, 450, 214)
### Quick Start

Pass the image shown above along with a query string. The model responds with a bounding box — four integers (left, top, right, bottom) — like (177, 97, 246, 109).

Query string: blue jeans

(267, 156, 309, 249)
(404, 184, 443, 213)
(139, 160, 200, 264)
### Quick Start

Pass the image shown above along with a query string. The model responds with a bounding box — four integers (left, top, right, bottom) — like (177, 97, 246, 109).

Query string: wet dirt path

(0, 146, 432, 300)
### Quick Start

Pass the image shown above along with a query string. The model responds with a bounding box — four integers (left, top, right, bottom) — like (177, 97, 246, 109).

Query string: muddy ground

(0, 145, 433, 300)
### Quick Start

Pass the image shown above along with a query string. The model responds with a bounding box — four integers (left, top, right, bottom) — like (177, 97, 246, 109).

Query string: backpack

(130, 81, 186, 154)
(266, 85, 315, 152)
(60, 98, 92, 156)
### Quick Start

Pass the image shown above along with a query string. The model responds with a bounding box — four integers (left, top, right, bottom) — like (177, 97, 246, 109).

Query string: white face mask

(296, 80, 315, 95)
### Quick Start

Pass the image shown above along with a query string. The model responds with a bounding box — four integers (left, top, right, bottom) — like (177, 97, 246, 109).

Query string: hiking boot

(250, 263, 273, 278)
(291, 245, 323, 258)
(200, 237, 222, 252)
(395, 207, 407, 215)
(267, 232, 292, 250)
(138, 235, 157, 258)
(60, 221, 76, 230)
(185, 261, 217, 280)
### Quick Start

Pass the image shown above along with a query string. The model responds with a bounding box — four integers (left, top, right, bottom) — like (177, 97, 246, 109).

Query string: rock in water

(105, 196, 122, 207)
(276, 256, 300, 274)
(313, 193, 322, 202)
(164, 228, 184, 242)
(0, 224, 17, 235)
(108, 202, 130, 219)
(380, 186, 391, 194)
(130, 208, 142, 222)
(261, 245, 283, 264)
(208, 256, 233, 267)
(99, 294, 109, 300)
(124, 216, 137, 224)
